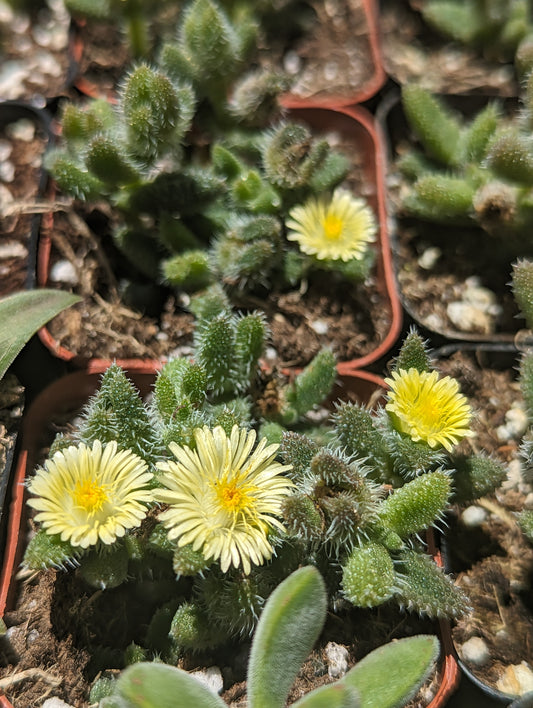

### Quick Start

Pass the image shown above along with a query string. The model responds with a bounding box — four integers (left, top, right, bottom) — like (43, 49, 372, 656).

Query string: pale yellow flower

(27, 440, 153, 548)
(286, 189, 376, 262)
(155, 425, 293, 575)
(384, 368, 473, 452)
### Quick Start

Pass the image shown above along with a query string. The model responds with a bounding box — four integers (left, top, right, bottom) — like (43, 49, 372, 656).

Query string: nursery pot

(36, 104, 402, 374)
(0, 366, 455, 707)
(378, 87, 524, 347)
(0, 100, 55, 297)
(433, 342, 533, 705)
(67, 0, 386, 107)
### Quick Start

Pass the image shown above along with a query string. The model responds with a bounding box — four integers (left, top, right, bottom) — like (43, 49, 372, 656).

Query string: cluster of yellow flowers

(27, 369, 472, 575)
(27, 426, 293, 576)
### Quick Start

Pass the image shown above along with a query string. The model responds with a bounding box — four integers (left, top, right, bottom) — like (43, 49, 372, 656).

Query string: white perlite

(49, 259, 78, 285)
(460, 505, 487, 528)
(496, 662, 533, 696)
(42, 699, 76, 708)
(325, 641, 349, 679)
(190, 666, 224, 695)
(459, 636, 490, 666)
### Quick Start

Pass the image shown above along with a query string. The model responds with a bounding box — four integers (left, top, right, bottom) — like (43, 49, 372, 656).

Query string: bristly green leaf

(401, 85, 463, 167)
(0, 290, 80, 380)
(393, 328, 432, 374)
(394, 549, 470, 618)
(379, 471, 451, 539)
(512, 258, 533, 330)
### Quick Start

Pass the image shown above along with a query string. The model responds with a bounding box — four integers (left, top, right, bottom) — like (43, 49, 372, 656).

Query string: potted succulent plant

(0, 326, 497, 707)
(439, 261, 533, 703)
(380, 0, 532, 96)
(65, 0, 386, 107)
(383, 64, 533, 344)
(35, 5, 401, 371)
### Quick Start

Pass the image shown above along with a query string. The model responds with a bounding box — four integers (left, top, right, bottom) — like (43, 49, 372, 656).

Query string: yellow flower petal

(155, 425, 293, 574)
(27, 440, 152, 548)
(286, 189, 376, 262)
(384, 368, 473, 451)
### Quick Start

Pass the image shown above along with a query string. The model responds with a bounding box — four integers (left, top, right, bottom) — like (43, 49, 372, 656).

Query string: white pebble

(501, 458, 524, 491)
(0, 241, 27, 259)
(42, 699, 75, 708)
(0, 161, 15, 182)
(310, 319, 329, 335)
(447, 302, 493, 334)
(0, 61, 30, 100)
(460, 505, 487, 528)
(283, 50, 301, 75)
(7, 118, 35, 142)
(0, 2, 14, 23)
(496, 662, 533, 696)
(0, 139, 13, 161)
(325, 641, 349, 679)
(26, 629, 39, 644)
(189, 666, 223, 695)
(460, 636, 490, 667)
(417, 246, 441, 270)
(49, 259, 78, 284)
(504, 407, 529, 438)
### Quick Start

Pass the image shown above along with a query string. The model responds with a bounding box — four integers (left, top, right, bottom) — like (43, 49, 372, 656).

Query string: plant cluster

(96, 566, 440, 708)
(20, 323, 511, 702)
(396, 67, 533, 250)
(46, 0, 377, 317)
(63, 0, 315, 64)
(418, 0, 533, 69)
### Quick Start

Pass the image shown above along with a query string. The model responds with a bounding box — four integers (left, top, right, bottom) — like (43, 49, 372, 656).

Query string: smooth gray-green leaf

(247, 566, 328, 708)
(292, 681, 360, 708)
(0, 290, 80, 379)
(341, 635, 439, 708)
(114, 662, 227, 708)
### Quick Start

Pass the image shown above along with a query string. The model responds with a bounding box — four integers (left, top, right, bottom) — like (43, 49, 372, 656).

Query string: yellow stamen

(73, 479, 109, 513)
(323, 214, 343, 240)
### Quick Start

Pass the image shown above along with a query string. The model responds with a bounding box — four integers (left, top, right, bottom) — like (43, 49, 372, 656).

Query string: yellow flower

(384, 368, 473, 452)
(286, 189, 377, 262)
(27, 440, 153, 548)
(155, 425, 293, 575)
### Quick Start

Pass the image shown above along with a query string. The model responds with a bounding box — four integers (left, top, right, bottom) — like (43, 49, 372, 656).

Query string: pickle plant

(396, 68, 533, 247)
(95, 566, 440, 708)
(418, 0, 533, 67)
(20, 324, 496, 705)
(45, 0, 377, 321)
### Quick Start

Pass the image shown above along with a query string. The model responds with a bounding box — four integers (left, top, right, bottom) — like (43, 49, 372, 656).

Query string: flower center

(218, 479, 247, 512)
(73, 479, 109, 513)
(323, 214, 343, 240)
(215, 474, 258, 518)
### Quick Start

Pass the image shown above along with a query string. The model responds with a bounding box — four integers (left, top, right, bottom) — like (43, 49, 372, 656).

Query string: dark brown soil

(392, 219, 525, 341)
(0, 111, 49, 299)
